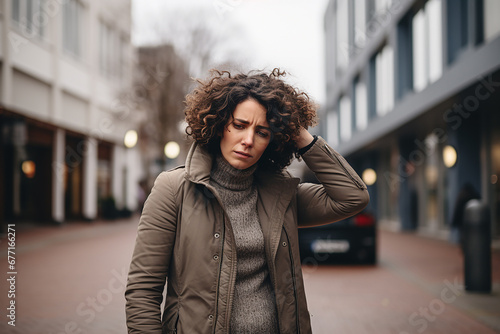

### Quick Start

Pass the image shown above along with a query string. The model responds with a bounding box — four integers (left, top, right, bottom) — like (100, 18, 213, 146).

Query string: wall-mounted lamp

(443, 145, 457, 168)
(362, 168, 377, 186)
(22, 160, 36, 178)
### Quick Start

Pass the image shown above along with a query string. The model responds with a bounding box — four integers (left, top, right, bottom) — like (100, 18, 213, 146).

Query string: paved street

(1, 216, 499, 334)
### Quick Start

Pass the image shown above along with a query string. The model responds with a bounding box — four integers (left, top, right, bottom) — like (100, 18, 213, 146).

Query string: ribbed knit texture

(210, 155, 279, 334)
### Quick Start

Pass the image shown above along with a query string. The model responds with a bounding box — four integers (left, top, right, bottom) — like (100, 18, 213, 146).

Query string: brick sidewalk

(304, 229, 500, 334)
(0, 218, 498, 333)
(378, 229, 500, 333)
(0, 217, 140, 334)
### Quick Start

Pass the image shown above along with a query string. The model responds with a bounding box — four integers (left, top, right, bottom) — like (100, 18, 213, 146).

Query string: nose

(241, 130, 254, 147)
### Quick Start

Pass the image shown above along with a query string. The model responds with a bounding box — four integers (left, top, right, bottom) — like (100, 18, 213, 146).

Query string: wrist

(297, 135, 318, 156)
(296, 129, 314, 149)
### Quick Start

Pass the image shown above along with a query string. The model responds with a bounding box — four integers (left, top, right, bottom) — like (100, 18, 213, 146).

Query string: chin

(234, 163, 249, 170)
(232, 161, 253, 170)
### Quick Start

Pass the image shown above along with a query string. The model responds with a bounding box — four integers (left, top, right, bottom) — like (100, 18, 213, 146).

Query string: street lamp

(164, 141, 180, 159)
(124, 130, 138, 148)
(443, 145, 457, 168)
(362, 168, 377, 186)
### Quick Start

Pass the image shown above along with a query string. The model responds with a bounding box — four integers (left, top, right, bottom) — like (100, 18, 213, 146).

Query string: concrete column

(82, 137, 98, 220)
(12, 122, 27, 217)
(112, 144, 124, 209)
(52, 129, 65, 223)
(125, 147, 141, 212)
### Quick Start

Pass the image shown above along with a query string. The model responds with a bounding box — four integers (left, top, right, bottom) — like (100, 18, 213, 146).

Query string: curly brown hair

(184, 68, 317, 172)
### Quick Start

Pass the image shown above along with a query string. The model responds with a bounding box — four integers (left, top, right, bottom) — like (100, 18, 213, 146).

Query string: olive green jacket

(125, 136, 369, 333)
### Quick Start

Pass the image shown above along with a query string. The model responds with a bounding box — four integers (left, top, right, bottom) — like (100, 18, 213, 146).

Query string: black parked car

(298, 211, 377, 265)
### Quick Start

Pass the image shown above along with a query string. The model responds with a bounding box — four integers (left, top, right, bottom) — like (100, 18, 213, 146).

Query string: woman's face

(220, 99, 271, 170)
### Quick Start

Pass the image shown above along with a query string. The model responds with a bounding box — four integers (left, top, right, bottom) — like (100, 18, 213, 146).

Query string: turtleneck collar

(210, 154, 257, 191)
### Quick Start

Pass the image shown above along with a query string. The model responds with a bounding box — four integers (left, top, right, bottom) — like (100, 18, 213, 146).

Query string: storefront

(1, 115, 54, 225)
(349, 69, 500, 241)
(0, 110, 135, 230)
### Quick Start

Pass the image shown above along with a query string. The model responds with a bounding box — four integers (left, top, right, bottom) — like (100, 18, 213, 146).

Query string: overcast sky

(132, 0, 329, 106)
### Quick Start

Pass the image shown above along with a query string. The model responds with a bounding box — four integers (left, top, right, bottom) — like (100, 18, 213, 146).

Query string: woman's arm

(125, 171, 178, 333)
(296, 130, 369, 227)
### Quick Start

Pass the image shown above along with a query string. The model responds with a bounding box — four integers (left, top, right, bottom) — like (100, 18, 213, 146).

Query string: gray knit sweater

(210, 155, 279, 334)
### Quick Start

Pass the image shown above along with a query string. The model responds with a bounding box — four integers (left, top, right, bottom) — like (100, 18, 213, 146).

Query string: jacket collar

(184, 142, 300, 191)
(184, 142, 213, 185)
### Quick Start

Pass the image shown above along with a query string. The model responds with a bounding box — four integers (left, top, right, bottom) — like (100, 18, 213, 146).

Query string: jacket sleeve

(125, 171, 178, 333)
(297, 136, 369, 227)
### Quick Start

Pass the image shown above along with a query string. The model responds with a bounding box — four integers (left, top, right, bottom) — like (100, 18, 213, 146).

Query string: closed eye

(232, 123, 244, 129)
(258, 131, 270, 138)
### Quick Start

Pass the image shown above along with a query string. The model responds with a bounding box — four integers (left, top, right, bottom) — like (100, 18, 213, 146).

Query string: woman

(125, 69, 369, 334)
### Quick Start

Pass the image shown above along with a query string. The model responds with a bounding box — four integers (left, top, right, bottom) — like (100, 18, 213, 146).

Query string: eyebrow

(234, 118, 271, 131)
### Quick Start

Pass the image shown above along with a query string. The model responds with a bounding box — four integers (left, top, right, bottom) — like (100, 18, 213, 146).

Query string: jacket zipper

(213, 207, 225, 334)
(172, 312, 179, 333)
(283, 228, 300, 334)
(323, 144, 365, 189)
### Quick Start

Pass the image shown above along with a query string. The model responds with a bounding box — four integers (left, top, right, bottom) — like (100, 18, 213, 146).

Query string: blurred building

(0, 0, 142, 227)
(324, 0, 500, 240)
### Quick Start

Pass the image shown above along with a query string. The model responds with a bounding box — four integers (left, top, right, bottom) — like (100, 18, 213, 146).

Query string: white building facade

(0, 0, 142, 226)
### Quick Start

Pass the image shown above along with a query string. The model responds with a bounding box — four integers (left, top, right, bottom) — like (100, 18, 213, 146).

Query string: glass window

(412, 9, 427, 92)
(426, 0, 442, 84)
(63, 0, 84, 58)
(376, 45, 394, 116)
(100, 21, 124, 79)
(26, 0, 33, 32)
(327, 110, 339, 147)
(339, 95, 352, 142)
(336, 0, 349, 71)
(354, 0, 366, 48)
(11, 0, 46, 39)
(446, 0, 468, 64)
(412, 0, 443, 92)
(12, 0, 21, 22)
(368, 55, 377, 120)
(484, 0, 500, 42)
(355, 79, 368, 131)
(396, 12, 414, 100)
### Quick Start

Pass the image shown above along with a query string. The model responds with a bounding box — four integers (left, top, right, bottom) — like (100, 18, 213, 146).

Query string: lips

(234, 151, 252, 158)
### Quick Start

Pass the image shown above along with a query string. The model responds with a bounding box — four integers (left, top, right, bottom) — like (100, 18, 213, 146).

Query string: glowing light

(164, 141, 180, 159)
(124, 130, 138, 148)
(443, 145, 457, 168)
(362, 168, 377, 186)
(22, 160, 36, 178)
